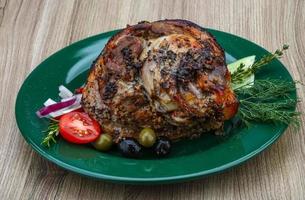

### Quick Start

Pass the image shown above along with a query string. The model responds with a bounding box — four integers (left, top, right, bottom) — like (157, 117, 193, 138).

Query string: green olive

(92, 134, 113, 151)
(138, 128, 156, 148)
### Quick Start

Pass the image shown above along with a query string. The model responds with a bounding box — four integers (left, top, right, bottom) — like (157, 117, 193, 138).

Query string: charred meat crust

(82, 19, 238, 143)
(88, 19, 224, 73)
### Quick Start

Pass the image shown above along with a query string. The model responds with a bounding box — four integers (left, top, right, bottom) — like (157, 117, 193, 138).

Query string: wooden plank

(0, 0, 304, 199)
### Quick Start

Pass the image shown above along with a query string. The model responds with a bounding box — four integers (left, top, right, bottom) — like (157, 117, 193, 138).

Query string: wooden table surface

(1, 0, 305, 199)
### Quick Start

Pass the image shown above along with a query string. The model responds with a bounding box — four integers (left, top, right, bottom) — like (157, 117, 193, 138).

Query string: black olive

(154, 136, 171, 157)
(118, 138, 143, 158)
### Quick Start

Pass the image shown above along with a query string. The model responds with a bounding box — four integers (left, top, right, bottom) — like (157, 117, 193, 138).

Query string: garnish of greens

(228, 55, 256, 90)
(230, 44, 289, 86)
(41, 119, 59, 147)
(228, 44, 301, 127)
(235, 79, 300, 127)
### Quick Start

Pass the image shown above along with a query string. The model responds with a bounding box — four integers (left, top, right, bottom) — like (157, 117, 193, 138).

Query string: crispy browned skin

(82, 19, 239, 143)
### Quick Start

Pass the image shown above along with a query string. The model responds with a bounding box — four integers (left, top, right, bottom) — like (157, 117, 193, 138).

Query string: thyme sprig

(236, 79, 301, 127)
(41, 119, 59, 147)
(231, 44, 289, 84)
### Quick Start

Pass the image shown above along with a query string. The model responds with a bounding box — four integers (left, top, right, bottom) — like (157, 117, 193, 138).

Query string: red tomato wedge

(59, 112, 101, 144)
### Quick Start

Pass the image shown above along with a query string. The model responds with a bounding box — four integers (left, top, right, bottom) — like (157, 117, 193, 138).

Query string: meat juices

(82, 19, 239, 143)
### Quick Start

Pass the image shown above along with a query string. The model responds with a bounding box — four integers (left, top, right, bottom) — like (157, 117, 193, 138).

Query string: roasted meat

(82, 19, 239, 143)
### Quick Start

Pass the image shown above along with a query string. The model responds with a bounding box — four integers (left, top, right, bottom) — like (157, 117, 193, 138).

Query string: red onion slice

(43, 98, 57, 106)
(59, 85, 73, 98)
(36, 97, 76, 118)
(49, 104, 82, 118)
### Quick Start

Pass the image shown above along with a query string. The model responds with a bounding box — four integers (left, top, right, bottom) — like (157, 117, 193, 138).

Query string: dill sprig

(41, 120, 59, 147)
(239, 100, 300, 127)
(231, 44, 289, 84)
(235, 79, 296, 100)
(235, 79, 301, 127)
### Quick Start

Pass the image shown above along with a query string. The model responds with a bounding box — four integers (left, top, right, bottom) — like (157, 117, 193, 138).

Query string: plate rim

(15, 28, 294, 184)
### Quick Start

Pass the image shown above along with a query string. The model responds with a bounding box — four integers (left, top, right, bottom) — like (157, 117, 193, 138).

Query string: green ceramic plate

(15, 28, 296, 184)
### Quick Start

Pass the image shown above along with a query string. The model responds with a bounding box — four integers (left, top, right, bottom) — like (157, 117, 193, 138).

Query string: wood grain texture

(0, 0, 305, 199)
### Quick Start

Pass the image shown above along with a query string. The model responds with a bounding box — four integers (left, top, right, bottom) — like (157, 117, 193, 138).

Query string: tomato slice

(59, 112, 101, 144)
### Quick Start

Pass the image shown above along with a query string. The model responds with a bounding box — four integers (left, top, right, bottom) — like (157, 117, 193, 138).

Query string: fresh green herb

(231, 44, 289, 84)
(235, 79, 301, 127)
(42, 119, 59, 147)
(235, 79, 296, 100)
(228, 55, 256, 90)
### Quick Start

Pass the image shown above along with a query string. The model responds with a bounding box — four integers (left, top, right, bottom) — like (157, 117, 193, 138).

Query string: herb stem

(41, 120, 59, 147)
(231, 44, 289, 85)
(235, 79, 300, 127)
